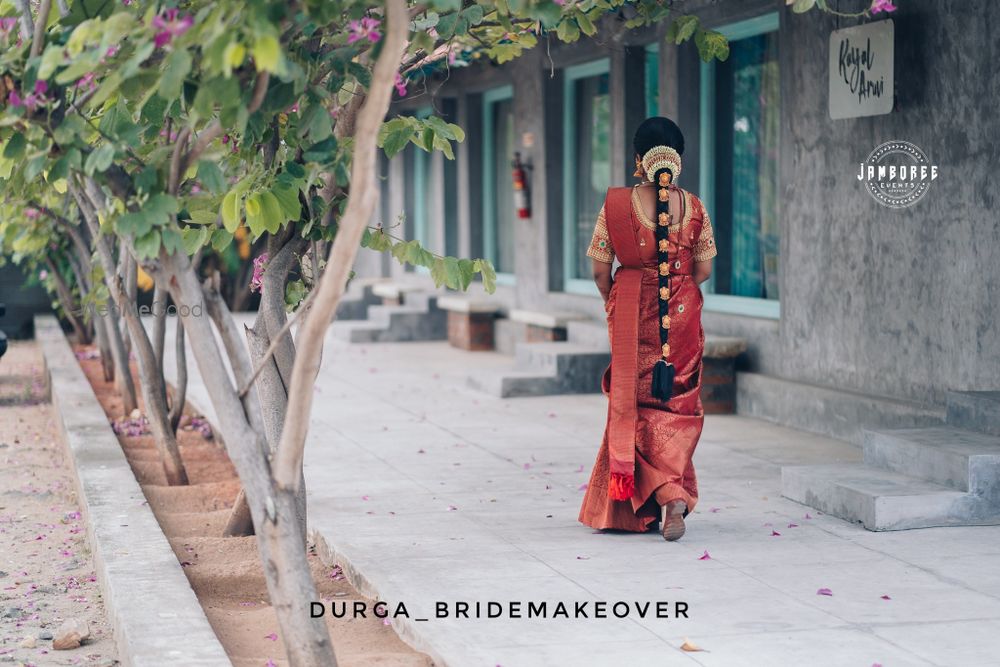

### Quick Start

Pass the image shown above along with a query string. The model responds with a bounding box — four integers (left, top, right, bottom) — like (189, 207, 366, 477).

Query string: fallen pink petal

(698, 550, 711, 560)
(817, 588, 833, 596)
(265, 632, 278, 641)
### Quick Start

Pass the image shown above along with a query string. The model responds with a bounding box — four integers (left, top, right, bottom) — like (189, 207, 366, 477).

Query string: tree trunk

(118, 250, 135, 359)
(70, 184, 138, 411)
(73, 180, 184, 482)
(152, 285, 168, 373)
(45, 255, 89, 344)
(272, 0, 408, 495)
(164, 253, 336, 665)
(168, 315, 187, 434)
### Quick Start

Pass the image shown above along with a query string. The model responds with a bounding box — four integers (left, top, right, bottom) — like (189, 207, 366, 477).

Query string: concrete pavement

(164, 316, 1000, 667)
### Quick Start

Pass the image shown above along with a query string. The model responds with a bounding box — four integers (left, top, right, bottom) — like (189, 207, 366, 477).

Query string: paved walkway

(166, 317, 1000, 667)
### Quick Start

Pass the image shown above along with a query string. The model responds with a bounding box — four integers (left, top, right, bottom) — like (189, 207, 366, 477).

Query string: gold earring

(633, 159, 644, 180)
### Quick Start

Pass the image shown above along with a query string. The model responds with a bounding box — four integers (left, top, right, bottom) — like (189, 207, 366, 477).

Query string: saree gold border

(631, 186, 688, 234)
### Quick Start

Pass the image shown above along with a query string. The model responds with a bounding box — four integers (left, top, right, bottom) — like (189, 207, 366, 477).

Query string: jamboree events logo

(857, 140, 939, 208)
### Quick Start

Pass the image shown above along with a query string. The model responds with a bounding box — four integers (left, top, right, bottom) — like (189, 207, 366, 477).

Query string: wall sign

(829, 19, 894, 120)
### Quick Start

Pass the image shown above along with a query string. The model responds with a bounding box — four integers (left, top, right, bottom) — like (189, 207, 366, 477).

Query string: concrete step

(566, 320, 610, 350)
(466, 341, 609, 398)
(514, 342, 609, 373)
(947, 391, 1000, 436)
(466, 369, 565, 398)
(737, 372, 945, 445)
(329, 298, 446, 343)
(336, 280, 384, 321)
(781, 462, 995, 531)
(863, 427, 1000, 499)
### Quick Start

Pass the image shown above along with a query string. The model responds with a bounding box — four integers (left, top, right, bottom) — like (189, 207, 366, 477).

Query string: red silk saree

(578, 185, 717, 532)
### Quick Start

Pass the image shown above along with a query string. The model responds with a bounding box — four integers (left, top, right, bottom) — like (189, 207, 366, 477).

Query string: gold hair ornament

(641, 145, 682, 183)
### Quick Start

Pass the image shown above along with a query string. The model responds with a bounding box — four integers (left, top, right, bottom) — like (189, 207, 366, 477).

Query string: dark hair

(632, 116, 684, 402)
(633, 116, 685, 162)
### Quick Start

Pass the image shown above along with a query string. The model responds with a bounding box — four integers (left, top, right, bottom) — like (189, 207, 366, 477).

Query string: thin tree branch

(272, 0, 409, 491)
(30, 0, 52, 58)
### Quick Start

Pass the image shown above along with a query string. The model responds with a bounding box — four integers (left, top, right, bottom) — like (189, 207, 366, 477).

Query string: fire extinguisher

(512, 152, 530, 219)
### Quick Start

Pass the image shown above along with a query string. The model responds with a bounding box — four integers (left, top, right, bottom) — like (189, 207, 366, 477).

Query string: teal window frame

(481, 85, 516, 287)
(411, 106, 432, 257)
(699, 11, 781, 320)
(645, 42, 659, 118)
(562, 58, 611, 296)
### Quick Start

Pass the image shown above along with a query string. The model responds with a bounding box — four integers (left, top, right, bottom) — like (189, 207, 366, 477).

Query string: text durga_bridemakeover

(310, 599, 691, 620)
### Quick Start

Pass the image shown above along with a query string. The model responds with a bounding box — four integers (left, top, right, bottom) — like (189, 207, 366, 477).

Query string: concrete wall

(381, 0, 999, 408)
(696, 0, 1000, 406)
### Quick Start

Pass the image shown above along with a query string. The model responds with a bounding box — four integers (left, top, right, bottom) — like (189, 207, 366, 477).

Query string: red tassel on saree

(578, 186, 711, 532)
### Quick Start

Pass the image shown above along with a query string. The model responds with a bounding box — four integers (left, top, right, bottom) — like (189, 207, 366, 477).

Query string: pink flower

(10, 82, 48, 111)
(394, 72, 407, 97)
(250, 253, 269, 292)
(24, 207, 40, 220)
(152, 8, 194, 48)
(76, 72, 97, 91)
(106, 45, 120, 58)
(870, 0, 896, 13)
(348, 17, 381, 44)
(38, 270, 48, 280)
(0, 17, 17, 36)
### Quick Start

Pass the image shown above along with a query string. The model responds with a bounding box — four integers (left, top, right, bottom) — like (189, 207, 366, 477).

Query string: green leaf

(196, 161, 226, 194)
(667, 15, 699, 44)
(443, 256, 461, 289)
(245, 192, 266, 237)
(3, 133, 26, 160)
(161, 227, 184, 256)
(302, 137, 338, 163)
(476, 259, 497, 294)
(134, 229, 161, 259)
(695, 29, 730, 63)
(258, 191, 283, 234)
(84, 144, 115, 175)
(221, 190, 241, 232)
(556, 19, 581, 43)
(210, 228, 233, 251)
(252, 33, 283, 74)
(271, 182, 301, 222)
(430, 258, 447, 288)
(159, 49, 192, 101)
(182, 226, 211, 254)
(285, 279, 307, 311)
(792, 0, 817, 12)
(379, 118, 416, 159)
(299, 102, 332, 142)
(576, 11, 597, 36)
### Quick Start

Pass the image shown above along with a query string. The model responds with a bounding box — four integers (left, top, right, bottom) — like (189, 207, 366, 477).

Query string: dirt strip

(0, 340, 118, 666)
(74, 344, 432, 667)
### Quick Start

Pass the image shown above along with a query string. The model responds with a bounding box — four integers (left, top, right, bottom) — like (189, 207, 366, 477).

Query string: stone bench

(437, 296, 503, 351)
(701, 335, 748, 414)
(509, 310, 589, 344)
(372, 281, 432, 306)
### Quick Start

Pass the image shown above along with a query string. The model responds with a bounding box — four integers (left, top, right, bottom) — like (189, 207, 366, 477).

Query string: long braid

(651, 167, 675, 402)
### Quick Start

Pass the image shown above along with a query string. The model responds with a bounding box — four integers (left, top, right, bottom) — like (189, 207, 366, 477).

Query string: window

(482, 86, 516, 280)
(562, 59, 611, 294)
(408, 106, 454, 265)
(700, 13, 780, 318)
(645, 44, 659, 118)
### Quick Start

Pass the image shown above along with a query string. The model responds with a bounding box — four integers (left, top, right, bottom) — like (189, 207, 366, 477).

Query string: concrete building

(344, 0, 1000, 527)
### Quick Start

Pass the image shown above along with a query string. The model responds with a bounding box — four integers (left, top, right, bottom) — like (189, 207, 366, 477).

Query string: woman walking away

(578, 117, 717, 542)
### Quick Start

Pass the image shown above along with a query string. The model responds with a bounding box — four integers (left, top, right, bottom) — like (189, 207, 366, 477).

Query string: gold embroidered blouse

(586, 189, 718, 264)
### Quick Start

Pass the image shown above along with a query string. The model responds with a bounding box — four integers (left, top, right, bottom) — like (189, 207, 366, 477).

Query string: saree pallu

(578, 186, 706, 532)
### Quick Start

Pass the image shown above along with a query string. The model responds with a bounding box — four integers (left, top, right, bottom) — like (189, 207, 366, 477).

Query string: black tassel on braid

(651, 166, 675, 402)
